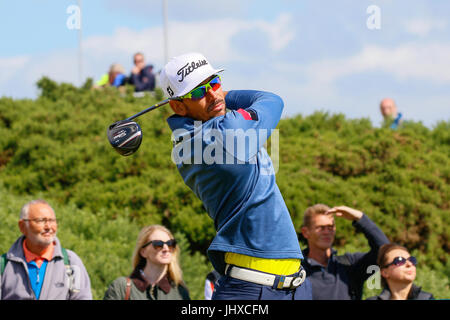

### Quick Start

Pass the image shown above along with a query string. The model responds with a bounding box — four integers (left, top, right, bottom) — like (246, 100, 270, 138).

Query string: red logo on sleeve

(237, 109, 252, 120)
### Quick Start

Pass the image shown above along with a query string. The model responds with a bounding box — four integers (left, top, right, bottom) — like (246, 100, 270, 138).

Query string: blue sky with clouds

(1, 0, 449, 127)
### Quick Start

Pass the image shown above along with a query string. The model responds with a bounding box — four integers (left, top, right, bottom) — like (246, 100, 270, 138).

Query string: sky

(1, 0, 449, 127)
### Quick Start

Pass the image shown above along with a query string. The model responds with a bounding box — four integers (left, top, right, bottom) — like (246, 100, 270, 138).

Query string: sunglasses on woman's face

(142, 239, 177, 250)
(382, 256, 417, 269)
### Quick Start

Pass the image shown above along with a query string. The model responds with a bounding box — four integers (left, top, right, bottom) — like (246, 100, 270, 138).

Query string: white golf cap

(159, 52, 224, 99)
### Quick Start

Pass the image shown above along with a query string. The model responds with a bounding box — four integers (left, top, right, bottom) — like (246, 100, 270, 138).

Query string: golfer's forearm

(225, 90, 283, 112)
(225, 90, 284, 129)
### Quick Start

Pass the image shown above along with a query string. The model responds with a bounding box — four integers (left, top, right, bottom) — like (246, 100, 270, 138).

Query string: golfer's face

(181, 76, 226, 121)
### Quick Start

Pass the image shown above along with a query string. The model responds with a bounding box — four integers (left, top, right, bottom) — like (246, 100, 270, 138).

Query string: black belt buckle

(290, 268, 306, 289)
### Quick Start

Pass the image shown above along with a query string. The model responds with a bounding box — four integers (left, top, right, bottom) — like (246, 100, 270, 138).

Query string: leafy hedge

(0, 78, 448, 299)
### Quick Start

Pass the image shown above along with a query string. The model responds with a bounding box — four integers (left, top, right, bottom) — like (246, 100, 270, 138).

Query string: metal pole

(162, 0, 169, 63)
(78, 0, 83, 86)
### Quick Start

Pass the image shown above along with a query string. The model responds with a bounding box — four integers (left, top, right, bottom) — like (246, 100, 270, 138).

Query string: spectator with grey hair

(0, 200, 92, 300)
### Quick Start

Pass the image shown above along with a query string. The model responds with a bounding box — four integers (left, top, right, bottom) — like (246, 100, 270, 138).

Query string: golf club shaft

(125, 99, 171, 121)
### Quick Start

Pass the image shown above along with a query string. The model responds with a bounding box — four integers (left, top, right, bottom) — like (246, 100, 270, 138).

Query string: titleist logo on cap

(160, 52, 223, 98)
(177, 60, 208, 82)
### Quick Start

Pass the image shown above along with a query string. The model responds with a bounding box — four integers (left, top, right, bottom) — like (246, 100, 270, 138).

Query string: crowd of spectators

(0, 199, 433, 300)
(93, 52, 156, 95)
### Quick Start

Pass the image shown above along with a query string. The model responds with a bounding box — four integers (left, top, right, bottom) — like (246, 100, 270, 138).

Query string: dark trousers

(212, 275, 312, 300)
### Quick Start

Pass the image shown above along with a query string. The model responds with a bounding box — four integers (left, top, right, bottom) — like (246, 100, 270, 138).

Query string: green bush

(0, 183, 210, 300)
(0, 77, 448, 299)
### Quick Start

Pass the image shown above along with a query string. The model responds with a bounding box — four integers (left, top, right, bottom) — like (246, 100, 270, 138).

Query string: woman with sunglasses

(367, 243, 434, 300)
(103, 225, 190, 300)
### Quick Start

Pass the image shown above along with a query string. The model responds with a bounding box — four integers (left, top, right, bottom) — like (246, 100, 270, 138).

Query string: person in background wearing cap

(160, 52, 311, 300)
(129, 52, 156, 92)
(0, 200, 92, 300)
(380, 98, 403, 129)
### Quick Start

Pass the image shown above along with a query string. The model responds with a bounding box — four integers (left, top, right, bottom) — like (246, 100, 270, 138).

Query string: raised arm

(220, 90, 285, 162)
(224, 90, 284, 131)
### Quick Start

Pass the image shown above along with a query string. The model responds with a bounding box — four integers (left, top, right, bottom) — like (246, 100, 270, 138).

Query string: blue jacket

(302, 214, 389, 300)
(167, 90, 303, 274)
(390, 112, 403, 129)
(129, 66, 155, 92)
(366, 284, 434, 300)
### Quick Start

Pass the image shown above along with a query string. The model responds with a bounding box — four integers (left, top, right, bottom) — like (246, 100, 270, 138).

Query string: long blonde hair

(132, 225, 184, 286)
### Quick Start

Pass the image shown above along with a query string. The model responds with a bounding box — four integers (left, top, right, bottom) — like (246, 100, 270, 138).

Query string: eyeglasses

(315, 225, 335, 232)
(23, 218, 58, 225)
(142, 239, 177, 250)
(178, 75, 221, 100)
(382, 256, 417, 269)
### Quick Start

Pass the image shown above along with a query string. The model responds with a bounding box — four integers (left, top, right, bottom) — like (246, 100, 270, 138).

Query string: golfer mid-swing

(161, 52, 311, 300)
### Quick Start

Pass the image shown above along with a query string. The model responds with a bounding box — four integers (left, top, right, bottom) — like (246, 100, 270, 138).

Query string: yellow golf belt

(225, 252, 301, 275)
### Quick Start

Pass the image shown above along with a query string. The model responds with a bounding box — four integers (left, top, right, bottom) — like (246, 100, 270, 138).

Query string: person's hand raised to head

(325, 206, 363, 221)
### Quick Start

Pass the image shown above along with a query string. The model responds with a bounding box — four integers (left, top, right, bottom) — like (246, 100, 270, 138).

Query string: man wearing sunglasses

(160, 52, 311, 300)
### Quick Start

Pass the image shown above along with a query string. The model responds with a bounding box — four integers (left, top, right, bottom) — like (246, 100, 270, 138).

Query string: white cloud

(251, 13, 295, 51)
(259, 41, 450, 125)
(106, 0, 252, 20)
(276, 42, 450, 88)
(0, 14, 296, 97)
(83, 13, 295, 66)
(23, 51, 79, 86)
(0, 56, 30, 85)
(1, 13, 449, 127)
(403, 18, 447, 37)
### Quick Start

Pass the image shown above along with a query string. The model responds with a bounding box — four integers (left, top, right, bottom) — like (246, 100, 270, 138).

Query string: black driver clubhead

(107, 120, 142, 156)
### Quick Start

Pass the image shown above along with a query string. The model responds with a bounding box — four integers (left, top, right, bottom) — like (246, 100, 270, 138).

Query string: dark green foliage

(0, 78, 448, 299)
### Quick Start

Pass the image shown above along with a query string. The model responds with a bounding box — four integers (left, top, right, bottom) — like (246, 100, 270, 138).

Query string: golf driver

(107, 98, 171, 156)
